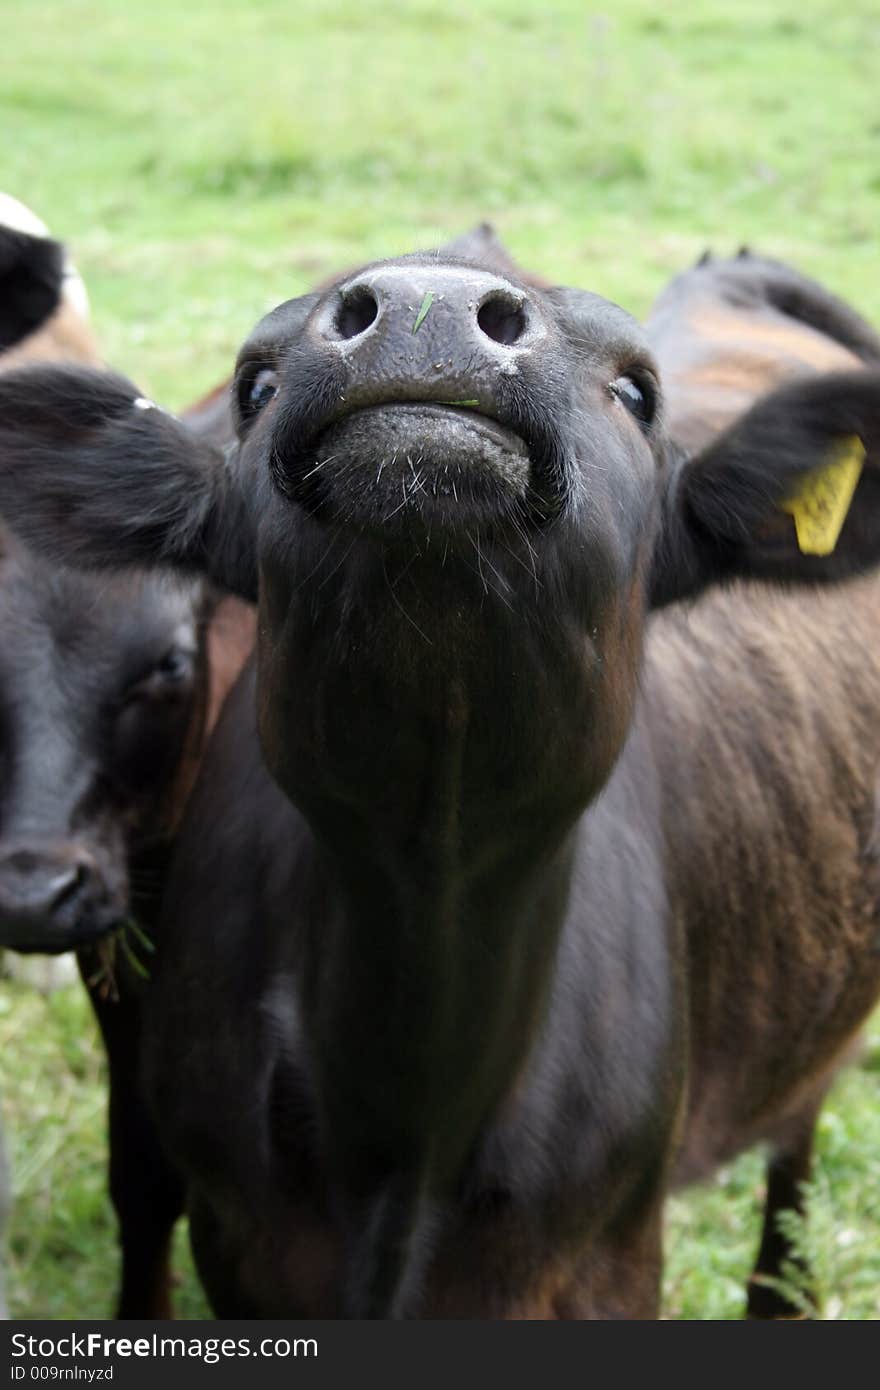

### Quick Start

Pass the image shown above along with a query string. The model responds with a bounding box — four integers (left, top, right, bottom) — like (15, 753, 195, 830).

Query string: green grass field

(1, 0, 879, 1320)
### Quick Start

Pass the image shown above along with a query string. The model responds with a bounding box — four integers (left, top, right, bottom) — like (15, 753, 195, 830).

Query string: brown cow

(645, 247, 880, 1316)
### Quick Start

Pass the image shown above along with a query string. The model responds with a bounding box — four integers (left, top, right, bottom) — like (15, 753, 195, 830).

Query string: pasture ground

(1, 0, 879, 1319)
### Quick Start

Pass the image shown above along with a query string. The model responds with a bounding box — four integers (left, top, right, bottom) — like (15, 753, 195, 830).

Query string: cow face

(0, 528, 203, 953)
(231, 259, 664, 826)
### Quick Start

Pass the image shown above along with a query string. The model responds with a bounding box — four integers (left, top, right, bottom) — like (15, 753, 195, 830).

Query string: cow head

(0, 526, 206, 953)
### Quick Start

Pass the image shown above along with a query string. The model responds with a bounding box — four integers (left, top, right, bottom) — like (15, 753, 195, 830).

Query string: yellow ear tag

(780, 435, 865, 556)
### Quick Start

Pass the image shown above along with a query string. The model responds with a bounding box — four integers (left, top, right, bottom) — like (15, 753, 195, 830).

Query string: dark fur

(1, 251, 880, 1317)
(0, 367, 258, 599)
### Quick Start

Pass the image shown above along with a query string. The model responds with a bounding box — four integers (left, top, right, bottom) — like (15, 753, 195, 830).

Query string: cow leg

(78, 953, 186, 1318)
(746, 1101, 822, 1319)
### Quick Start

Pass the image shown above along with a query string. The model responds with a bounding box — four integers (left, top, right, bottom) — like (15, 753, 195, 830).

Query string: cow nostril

(477, 293, 528, 347)
(52, 860, 87, 910)
(335, 286, 379, 341)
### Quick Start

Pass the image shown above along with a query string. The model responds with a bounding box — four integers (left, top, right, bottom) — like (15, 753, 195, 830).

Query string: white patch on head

(0, 193, 50, 239)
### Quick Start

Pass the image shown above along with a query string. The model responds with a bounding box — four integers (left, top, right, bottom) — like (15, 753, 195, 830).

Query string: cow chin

(276, 402, 535, 538)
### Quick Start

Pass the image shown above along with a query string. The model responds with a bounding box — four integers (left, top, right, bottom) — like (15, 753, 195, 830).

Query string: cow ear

(0, 365, 258, 600)
(650, 369, 880, 608)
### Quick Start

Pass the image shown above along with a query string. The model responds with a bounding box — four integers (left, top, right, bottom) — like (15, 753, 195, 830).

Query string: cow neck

(305, 755, 579, 1184)
(258, 547, 601, 1193)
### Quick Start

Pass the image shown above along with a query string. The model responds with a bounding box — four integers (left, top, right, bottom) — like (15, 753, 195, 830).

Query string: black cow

(0, 199, 254, 1317)
(0, 526, 211, 1315)
(0, 250, 879, 1317)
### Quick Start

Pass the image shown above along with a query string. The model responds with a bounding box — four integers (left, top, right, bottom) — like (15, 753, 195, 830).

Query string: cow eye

(241, 366, 279, 419)
(121, 647, 196, 705)
(155, 648, 194, 682)
(609, 374, 655, 430)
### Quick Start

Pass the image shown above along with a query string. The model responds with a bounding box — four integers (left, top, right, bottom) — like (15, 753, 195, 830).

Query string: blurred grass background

(1, 0, 878, 1320)
(3, 0, 880, 404)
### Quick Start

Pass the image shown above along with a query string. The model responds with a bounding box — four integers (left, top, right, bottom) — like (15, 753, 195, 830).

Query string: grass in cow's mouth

(87, 918, 155, 1001)
(437, 399, 480, 407)
(412, 291, 434, 333)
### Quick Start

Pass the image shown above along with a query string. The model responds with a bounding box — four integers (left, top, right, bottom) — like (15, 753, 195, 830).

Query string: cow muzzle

(0, 843, 124, 954)
(271, 262, 562, 536)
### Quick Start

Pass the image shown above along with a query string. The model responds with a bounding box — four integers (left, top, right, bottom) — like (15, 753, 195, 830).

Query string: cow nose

(313, 262, 545, 406)
(328, 273, 530, 349)
(0, 846, 111, 950)
(0, 848, 83, 912)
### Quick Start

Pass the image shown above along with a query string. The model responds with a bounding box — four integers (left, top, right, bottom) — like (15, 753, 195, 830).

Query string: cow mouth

(0, 909, 126, 956)
(277, 401, 536, 534)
